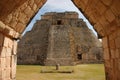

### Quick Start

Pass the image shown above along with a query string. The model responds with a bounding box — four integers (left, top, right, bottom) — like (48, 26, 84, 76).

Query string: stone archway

(0, 0, 120, 80)
(72, 0, 120, 80)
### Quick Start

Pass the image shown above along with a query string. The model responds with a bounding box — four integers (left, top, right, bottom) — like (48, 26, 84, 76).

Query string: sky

(23, 0, 97, 36)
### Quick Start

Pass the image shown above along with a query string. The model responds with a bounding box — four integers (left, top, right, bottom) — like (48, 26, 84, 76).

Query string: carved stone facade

(17, 12, 103, 66)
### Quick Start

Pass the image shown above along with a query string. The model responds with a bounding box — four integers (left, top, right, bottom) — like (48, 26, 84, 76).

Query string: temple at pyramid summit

(17, 12, 103, 66)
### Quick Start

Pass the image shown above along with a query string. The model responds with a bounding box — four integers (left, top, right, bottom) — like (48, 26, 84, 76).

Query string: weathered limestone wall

(17, 20, 50, 65)
(0, 33, 17, 80)
(72, 25, 103, 64)
(45, 25, 76, 66)
(0, 20, 18, 80)
(103, 29, 120, 80)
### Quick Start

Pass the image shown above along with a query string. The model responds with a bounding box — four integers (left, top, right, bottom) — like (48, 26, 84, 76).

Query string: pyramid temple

(17, 12, 103, 66)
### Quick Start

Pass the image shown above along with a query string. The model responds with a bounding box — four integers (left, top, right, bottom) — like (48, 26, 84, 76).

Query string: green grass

(16, 64, 105, 80)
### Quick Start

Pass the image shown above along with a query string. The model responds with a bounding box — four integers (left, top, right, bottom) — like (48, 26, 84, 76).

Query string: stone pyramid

(17, 12, 103, 66)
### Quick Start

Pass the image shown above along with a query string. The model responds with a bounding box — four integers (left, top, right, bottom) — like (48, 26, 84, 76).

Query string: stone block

(0, 69, 1, 79)
(109, 31, 117, 40)
(94, 23, 103, 32)
(8, 29, 15, 38)
(94, 23, 105, 37)
(28, 0, 34, 7)
(98, 15, 108, 28)
(95, 1, 107, 15)
(15, 22, 25, 33)
(85, 0, 99, 19)
(14, 32, 20, 39)
(114, 63, 119, 73)
(10, 55, 17, 79)
(111, 0, 120, 16)
(24, 6, 33, 17)
(117, 29, 120, 37)
(1, 47, 6, 58)
(1, 69, 6, 80)
(3, 28, 11, 36)
(103, 48, 110, 60)
(103, 24, 112, 35)
(0, 58, 1, 70)
(18, 13, 27, 24)
(8, 39, 13, 49)
(77, 0, 87, 11)
(115, 36, 120, 48)
(105, 9, 115, 22)
(9, 20, 17, 29)
(118, 59, 120, 71)
(35, 0, 46, 6)
(0, 33, 4, 47)
(82, 0, 89, 5)
(115, 59, 119, 69)
(6, 47, 12, 57)
(3, 37, 10, 47)
(104, 60, 111, 68)
(20, 2, 27, 10)
(0, 21, 5, 32)
(32, 4, 37, 11)
(109, 40, 116, 49)
(115, 49, 120, 58)
(1, 58, 6, 70)
(10, 66, 16, 79)
(110, 59, 115, 70)
(12, 11, 19, 19)
(5, 14, 12, 24)
(102, 37, 108, 48)
(34, 0, 40, 4)
(89, 9, 100, 23)
(99, 30, 106, 38)
(11, 55, 17, 67)
(13, 41, 17, 55)
(6, 57, 11, 68)
(117, 71, 120, 80)
(6, 68, 11, 79)
(110, 49, 115, 59)
(109, 21, 118, 32)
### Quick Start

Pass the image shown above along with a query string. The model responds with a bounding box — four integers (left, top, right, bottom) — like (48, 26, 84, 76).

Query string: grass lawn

(16, 64, 105, 80)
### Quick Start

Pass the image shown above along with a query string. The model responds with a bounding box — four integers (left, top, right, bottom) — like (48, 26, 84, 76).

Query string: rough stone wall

(17, 20, 50, 65)
(45, 25, 75, 66)
(102, 30, 120, 80)
(0, 33, 17, 80)
(72, 23, 103, 63)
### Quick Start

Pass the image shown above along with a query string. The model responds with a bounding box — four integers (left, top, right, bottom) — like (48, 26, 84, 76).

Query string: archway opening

(17, 0, 105, 80)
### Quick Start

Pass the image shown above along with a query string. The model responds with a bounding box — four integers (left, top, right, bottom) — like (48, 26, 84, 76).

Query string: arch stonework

(72, 0, 120, 80)
(0, 0, 47, 80)
(0, 0, 120, 80)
